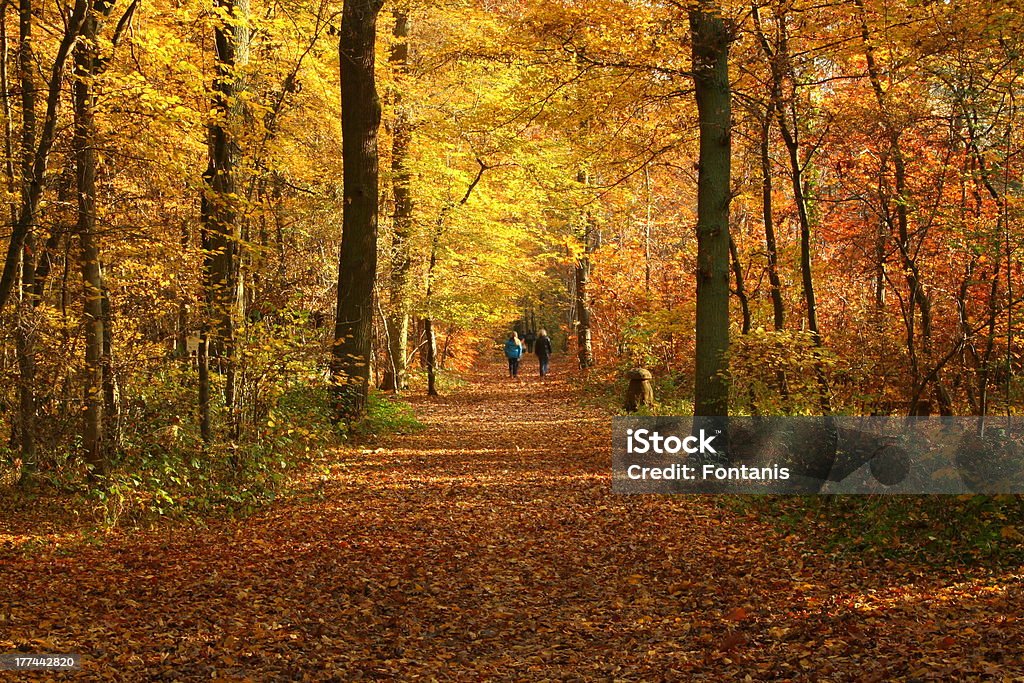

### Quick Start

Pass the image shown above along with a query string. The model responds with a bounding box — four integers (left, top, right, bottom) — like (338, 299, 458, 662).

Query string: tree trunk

(574, 247, 593, 369)
(419, 160, 489, 397)
(644, 164, 653, 300)
(690, 3, 732, 417)
(200, 0, 249, 441)
(958, 90, 1011, 416)
(198, 334, 211, 442)
(757, 102, 785, 331)
(383, 7, 412, 393)
(73, 5, 105, 474)
(332, 0, 383, 423)
(1, 7, 15, 457)
(176, 219, 190, 360)
(729, 236, 750, 335)
(0, 6, 15, 227)
(575, 172, 594, 370)
(424, 250, 438, 397)
(14, 0, 38, 478)
(873, 214, 886, 320)
(101, 281, 118, 443)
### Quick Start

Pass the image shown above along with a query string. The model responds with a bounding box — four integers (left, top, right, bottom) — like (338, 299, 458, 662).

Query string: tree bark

(0, 5, 15, 455)
(729, 236, 750, 335)
(424, 239, 438, 397)
(575, 172, 594, 370)
(73, 4, 105, 474)
(420, 159, 489, 397)
(644, 164, 653, 300)
(759, 100, 784, 331)
(383, 7, 412, 393)
(332, 0, 383, 423)
(13, 0, 39, 477)
(574, 242, 593, 369)
(200, 0, 249, 441)
(690, 3, 732, 417)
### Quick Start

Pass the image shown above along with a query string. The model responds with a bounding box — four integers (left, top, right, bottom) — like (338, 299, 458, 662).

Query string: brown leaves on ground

(2, 358, 1023, 680)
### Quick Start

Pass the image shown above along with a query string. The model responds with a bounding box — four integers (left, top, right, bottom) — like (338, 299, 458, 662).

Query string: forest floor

(2, 356, 1024, 681)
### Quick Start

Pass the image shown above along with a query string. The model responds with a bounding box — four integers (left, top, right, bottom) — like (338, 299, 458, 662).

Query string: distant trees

(508, 0, 1022, 416)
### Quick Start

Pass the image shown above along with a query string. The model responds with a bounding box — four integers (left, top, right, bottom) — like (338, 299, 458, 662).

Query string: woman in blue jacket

(503, 332, 524, 379)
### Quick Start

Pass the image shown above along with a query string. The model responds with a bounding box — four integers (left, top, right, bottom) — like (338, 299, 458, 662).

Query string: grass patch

(351, 390, 425, 438)
(735, 494, 1024, 567)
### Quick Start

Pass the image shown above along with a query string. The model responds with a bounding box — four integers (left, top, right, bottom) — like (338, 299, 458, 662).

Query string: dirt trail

(2, 356, 1022, 680)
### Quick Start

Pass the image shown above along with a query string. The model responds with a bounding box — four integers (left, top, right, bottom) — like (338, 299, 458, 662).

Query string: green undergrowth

(404, 367, 467, 394)
(3, 382, 425, 531)
(350, 391, 425, 439)
(576, 366, 695, 416)
(726, 494, 1024, 567)
(578, 365, 1024, 567)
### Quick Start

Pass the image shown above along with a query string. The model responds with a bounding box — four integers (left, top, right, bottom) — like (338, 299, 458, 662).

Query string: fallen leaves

(1, 360, 1023, 679)
(724, 606, 751, 622)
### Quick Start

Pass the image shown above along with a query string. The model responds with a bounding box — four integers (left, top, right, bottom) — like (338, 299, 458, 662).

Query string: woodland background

(0, 0, 1022, 515)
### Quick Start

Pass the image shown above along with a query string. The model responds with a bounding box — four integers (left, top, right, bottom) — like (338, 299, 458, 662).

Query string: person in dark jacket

(535, 329, 552, 378)
(503, 332, 524, 379)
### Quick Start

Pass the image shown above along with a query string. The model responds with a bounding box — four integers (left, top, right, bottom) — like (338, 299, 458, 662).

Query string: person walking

(523, 329, 537, 353)
(535, 328, 552, 378)
(504, 332, 524, 379)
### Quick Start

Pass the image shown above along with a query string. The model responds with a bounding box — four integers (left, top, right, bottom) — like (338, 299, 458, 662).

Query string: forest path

(3, 355, 1022, 680)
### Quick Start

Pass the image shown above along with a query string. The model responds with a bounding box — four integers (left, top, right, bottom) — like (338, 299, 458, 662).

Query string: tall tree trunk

(574, 241, 593, 369)
(424, 236, 438, 397)
(332, 0, 383, 423)
(418, 160, 489, 398)
(176, 219, 190, 360)
(198, 332, 211, 442)
(729, 236, 750, 335)
(759, 101, 784, 331)
(958, 93, 1011, 416)
(383, 7, 412, 393)
(1, 6, 14, 227)
(14, 0, 38, 478)
(644, 164, 653, 300)
(100, 281, 118, 443)
(1, 2, 16, 451)
(73, 4, 105, 474)
(575, 172, 594, 370)
(690, 3, 732, 417)
(0, 7, 15, 456)
(200, 0, 249, 441)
